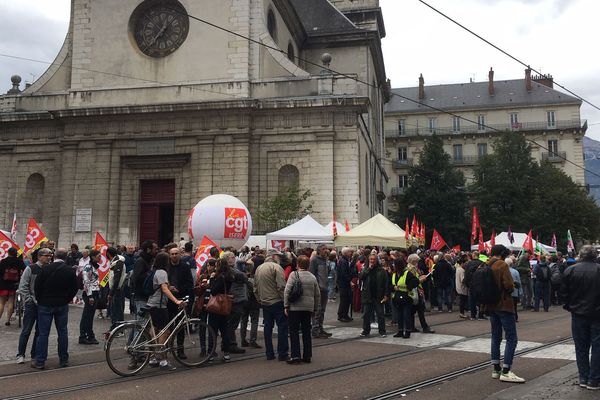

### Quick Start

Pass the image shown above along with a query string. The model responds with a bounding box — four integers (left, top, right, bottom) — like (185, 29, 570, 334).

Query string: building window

(24, 173, 45, 223)
(267, 9, 277, 42)
(399, 175, 408, 188)
(453, 144, 463, 160)
(398, 147, 407, 161)
(287, 42, 295, 62)
(398, 119, 405, 136)
(453, 116, 461, 133)
(547, 111, 556, 128)
(428, 117, 436, 134)
(510, 113, 518, 126)
(477, 143, 488, 158)
(548, 139, 558, 155)
(477, 114, 486, 131)
(278, 164, 299, 195)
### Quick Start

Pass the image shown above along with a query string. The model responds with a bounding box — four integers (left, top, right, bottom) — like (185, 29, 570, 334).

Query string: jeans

(458, 294, 468, 315)
(312, 290, 328, 335)
(262, 301, 289, 359)
(362, 302, 386, 335)
(36, 304, 69, 364)
(208, 313, 230, 353)
(337, 286, 352, 319)
(289, 310, 312, 360)
(17, 302, 38, 358)
(79, 291, 98, 340)
(436, 284, 453, 311)
(534, 281, 550, 311)
(227, 301, 246, 347)
(240, 306, 259, 344)
(110, 289, 124, 330)
(393, 301, 412, 333)
(571, 313, 600, 385)
(490, 310, 518, 368)
(327, 277, 336, 299)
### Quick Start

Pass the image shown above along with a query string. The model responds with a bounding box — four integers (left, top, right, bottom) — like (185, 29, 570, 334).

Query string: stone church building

(0, 0, 389, 247)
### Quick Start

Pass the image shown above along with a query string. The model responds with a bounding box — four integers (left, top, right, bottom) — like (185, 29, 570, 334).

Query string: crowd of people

(0, 238, 597, 390)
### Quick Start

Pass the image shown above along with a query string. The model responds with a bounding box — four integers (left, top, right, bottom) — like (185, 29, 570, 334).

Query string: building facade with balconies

(384, 68, 587, 206)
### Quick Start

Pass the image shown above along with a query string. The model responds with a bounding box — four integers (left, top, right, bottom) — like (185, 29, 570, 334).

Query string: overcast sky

(1, 0, 599, 140)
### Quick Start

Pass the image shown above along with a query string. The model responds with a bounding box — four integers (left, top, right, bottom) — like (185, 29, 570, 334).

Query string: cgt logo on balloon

(224, 208, 249, 239)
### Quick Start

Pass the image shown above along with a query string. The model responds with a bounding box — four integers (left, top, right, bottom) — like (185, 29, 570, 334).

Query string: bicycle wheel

(170, 318, 216, 367)
(105, 323, 151, 377)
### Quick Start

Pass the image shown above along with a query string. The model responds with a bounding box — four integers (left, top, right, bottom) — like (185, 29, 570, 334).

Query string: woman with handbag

(207, 258, 233, 362)
(391, 259, 420, 339)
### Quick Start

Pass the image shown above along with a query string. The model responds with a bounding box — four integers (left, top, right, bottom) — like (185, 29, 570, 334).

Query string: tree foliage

(391, 134, 469, 248)
(256, 186, 314, 232)
(471, 131, 600, 249)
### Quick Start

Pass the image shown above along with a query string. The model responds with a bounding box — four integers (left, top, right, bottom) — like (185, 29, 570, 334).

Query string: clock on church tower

(129, 0, 190, 58)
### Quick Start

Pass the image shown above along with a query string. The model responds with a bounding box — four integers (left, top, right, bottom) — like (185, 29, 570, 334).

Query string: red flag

(194, 235, 220, 271)
(478, 227, 485, 252)
(344, 219, 350, 232)
(405, 218, 410, 240)
(452, 245, 461, 253)
(471, 207, 479, 244)
(271, 240, 286, 251)
(522, 230, 534, 253)
(23, 218, 48, 255)
(0, 231, 22, 260)
(94, 232, 111, 287)
(411, 215, 417, 238)
(332, 214, 338, 237)
(430, 229, 447, 251)
(421, 223, 426, 244)
(490, 229, 496, 247)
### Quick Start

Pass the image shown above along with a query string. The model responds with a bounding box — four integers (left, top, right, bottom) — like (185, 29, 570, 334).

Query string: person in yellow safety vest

(390, 260, 420, 339)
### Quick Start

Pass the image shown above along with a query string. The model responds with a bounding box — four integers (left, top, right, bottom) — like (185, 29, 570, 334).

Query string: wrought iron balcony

(385, 119, 586, 138)
(392, 158, 414, 169)
(542, 151, 567, 163)
(450, 155, 481, 166)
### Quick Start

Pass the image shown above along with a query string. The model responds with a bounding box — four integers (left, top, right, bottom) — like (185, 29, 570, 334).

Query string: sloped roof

(266, 215, 333, 242)
(334, 213, 407, 248)
(385, 79, 582, 114)
(290, 0, 363, 37)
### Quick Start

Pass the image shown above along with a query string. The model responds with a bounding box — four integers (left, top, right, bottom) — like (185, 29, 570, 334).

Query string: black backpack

(287, 271, 303, 303)
(142, 270, 157, 298)
(536, 263, 550, 283)
(471, 262, 501, 305)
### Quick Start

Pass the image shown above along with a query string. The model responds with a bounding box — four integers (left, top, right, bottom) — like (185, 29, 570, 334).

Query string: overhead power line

(416, 0, 600, 113)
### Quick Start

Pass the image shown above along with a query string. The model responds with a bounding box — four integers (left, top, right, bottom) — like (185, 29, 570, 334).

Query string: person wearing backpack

(284, 255, 320, 364)
(486, 245, 525, 383)
(0, 248, 26, 326)
(533, 256, 551, 312)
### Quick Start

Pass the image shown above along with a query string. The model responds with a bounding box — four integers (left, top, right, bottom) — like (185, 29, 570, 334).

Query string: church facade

(0, 0, 389, 246)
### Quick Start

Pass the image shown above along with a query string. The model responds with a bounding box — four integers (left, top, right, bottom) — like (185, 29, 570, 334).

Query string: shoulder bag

(206, 276, 232, 316)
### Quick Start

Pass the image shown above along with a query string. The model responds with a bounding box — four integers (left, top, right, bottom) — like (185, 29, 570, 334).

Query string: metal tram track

(2, 313, 569, 400)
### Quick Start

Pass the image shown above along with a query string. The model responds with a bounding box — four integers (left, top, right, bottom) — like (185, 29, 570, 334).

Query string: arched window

(278, 164, 299, 195)
(267, 8, 277, 42)
(287, 42, 295, 62)
(24, 173, 45, 222)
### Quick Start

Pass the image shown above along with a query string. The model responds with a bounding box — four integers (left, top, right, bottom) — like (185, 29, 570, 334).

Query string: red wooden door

(139, 180, 175, 246)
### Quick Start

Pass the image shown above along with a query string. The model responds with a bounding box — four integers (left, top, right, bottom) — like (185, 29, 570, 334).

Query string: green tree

(256, 186, 314, 232)
(471, 131, 538, 233)
(392, 134, 468, 248)
(531, 161, 600, 249)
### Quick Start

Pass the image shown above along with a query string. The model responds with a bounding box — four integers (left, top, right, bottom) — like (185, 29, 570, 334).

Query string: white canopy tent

(334, 214, 407, 248)
(470, 231, 556, 253)
(266, 215, 333, 242)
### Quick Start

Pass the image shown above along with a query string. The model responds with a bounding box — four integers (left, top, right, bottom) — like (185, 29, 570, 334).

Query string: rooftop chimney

(418, 74, 425, 100)
(488, 67, 495, 96)
(525, 67, 532, 92)
(532, 73, 554, 89)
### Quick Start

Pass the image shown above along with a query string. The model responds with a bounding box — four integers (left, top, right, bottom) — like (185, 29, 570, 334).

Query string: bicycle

(14, 292, 23, 328)
(104, 296, 216, 377)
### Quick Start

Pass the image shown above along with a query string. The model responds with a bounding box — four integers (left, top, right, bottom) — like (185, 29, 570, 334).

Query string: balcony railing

(450, 155, 482, 166)
(391, 187, 406, 196)
(542, 151, 567, 163)
(392, 158, 414, 169)
(386, 119, 586, 138)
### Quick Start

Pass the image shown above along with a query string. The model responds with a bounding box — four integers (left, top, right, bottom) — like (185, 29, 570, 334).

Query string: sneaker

(148, 358, 159, 367)
(16, 355, 24, 364)
(320, 330, 333, 337)
(579, 382, 588, 388)
(492, 370, 501, 379)
(30, 361, 45, 370)
(223, 353, 231, 362)
(499, 371, 526, 383)
(587, 383, 600, 390)
(159, 361, 176, 371)
(359, 332, 369, 337)
(380, 333, 387, 338)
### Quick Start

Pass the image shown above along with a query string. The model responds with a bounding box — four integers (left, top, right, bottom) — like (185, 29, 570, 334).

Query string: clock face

(130, 1, 190, 58)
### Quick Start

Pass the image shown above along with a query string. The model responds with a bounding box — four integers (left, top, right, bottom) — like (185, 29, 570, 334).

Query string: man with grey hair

(310, 245, 331, 338)
(560, 245, 600, 390)
(336, 247, 355, 322)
